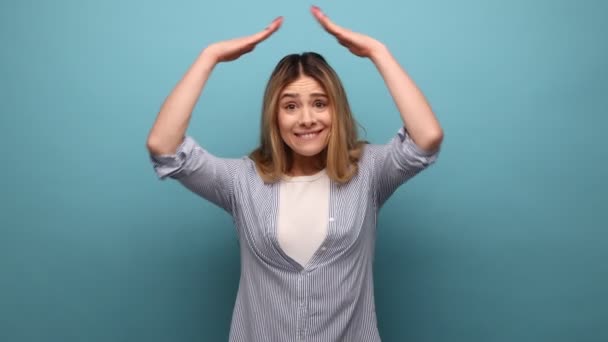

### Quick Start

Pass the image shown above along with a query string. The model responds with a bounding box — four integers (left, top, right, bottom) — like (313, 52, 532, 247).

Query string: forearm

(146, 49, 218, 155)
(370, 45, 443, 152)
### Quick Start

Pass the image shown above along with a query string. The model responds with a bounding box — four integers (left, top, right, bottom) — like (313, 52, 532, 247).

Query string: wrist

(200, 47, 220, 66)
(369, 42, 390, 64)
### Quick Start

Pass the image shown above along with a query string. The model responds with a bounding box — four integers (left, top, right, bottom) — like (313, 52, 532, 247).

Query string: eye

(313, 100, 327, 108)
(284, 103, 297, 111)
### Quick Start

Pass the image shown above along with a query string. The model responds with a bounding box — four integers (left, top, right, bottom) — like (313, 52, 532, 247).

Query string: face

(277, 75, 332, 162)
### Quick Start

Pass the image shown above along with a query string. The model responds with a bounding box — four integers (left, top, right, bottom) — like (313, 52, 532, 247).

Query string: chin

(294, 149, 325, 157)
(290, 137, 329, 157)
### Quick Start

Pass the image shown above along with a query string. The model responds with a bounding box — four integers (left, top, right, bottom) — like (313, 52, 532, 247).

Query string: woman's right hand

(204, 17, 283, 63)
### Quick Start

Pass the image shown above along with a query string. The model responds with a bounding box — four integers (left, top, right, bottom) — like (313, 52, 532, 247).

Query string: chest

(233, 172, 376, 271)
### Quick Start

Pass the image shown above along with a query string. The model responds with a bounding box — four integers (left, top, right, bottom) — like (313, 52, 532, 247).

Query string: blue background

(1, 0, 607, 341)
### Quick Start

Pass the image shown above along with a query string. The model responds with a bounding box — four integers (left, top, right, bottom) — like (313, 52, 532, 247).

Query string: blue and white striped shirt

(150, 127, 439, 341)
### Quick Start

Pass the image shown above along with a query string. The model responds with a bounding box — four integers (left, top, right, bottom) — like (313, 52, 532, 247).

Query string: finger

(310, 6, 344, 37)
(250, 16, 283, 44)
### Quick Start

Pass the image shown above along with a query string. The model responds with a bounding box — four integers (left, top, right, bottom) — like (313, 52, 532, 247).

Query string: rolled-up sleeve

(374, 127, 440, 208)
(149, 136, 244, 214)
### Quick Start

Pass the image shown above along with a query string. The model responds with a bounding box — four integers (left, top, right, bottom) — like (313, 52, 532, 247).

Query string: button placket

(296, 273, 309, 340)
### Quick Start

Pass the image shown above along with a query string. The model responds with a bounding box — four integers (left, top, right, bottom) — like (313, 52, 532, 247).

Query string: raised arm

(146, 17, 284, 155)
(310, 6, 443, 152)
(311, 6, 442, 206)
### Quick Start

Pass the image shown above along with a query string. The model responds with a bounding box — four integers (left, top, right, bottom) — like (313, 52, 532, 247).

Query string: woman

(147, 6, 443, 341)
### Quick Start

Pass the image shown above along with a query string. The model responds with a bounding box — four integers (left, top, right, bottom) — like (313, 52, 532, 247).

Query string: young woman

(147, 6, 443, 341)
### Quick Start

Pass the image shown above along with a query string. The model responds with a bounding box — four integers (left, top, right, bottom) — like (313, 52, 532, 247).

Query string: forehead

(281, 75, 325, 95)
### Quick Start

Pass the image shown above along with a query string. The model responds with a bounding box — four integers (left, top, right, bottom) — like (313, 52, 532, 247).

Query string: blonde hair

(249, 52, 367, 184)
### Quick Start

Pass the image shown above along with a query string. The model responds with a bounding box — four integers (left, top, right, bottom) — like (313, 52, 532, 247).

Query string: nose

(298, 107, 316, 127)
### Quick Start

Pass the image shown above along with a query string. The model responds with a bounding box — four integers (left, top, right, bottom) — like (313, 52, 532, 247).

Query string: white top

(277, 169, 330, 267)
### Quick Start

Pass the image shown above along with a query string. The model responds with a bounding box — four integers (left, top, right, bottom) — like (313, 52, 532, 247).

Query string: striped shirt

(150, 127, 440, 341)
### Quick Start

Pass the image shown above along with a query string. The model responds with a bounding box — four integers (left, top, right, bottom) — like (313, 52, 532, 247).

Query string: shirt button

(329, 217, 335, 222)
(321, 246, 327, 251)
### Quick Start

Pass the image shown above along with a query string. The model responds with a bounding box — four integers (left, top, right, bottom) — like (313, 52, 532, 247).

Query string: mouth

(294, 128, 324, 140)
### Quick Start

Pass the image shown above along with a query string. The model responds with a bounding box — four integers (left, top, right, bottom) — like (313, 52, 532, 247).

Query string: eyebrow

(280, 92, 328, 99)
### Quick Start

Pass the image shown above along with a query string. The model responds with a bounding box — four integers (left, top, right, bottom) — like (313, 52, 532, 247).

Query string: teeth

(296, 131, 320, 140)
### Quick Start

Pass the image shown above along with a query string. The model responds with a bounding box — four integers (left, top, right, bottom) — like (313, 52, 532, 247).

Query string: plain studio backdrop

(1, 0, 606, 341)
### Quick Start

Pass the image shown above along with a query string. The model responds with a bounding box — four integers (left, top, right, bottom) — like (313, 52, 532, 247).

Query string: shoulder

(359, 142, 385, 168)
(234, 156, 272, 186)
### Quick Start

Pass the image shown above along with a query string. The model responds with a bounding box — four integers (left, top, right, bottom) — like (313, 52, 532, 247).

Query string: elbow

(146, 139, 160, 156)
(146, 135, 172, 156)
(146, 133, 184, 155)
(146, 134, 160, 154)
(419, 129, 444, 153)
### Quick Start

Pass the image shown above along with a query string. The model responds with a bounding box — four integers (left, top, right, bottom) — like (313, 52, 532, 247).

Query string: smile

(294, 129, 323, 140)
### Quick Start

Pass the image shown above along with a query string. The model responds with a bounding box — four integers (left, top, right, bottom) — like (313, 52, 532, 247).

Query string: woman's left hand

(311, 5, 385, 59)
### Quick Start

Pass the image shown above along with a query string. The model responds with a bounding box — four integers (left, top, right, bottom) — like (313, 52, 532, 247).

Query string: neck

(287, 153, 325, 177)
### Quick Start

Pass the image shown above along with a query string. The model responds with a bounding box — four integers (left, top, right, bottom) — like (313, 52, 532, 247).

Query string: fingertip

(313, 5, 326, 15)
(264, 16, 282, 31)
